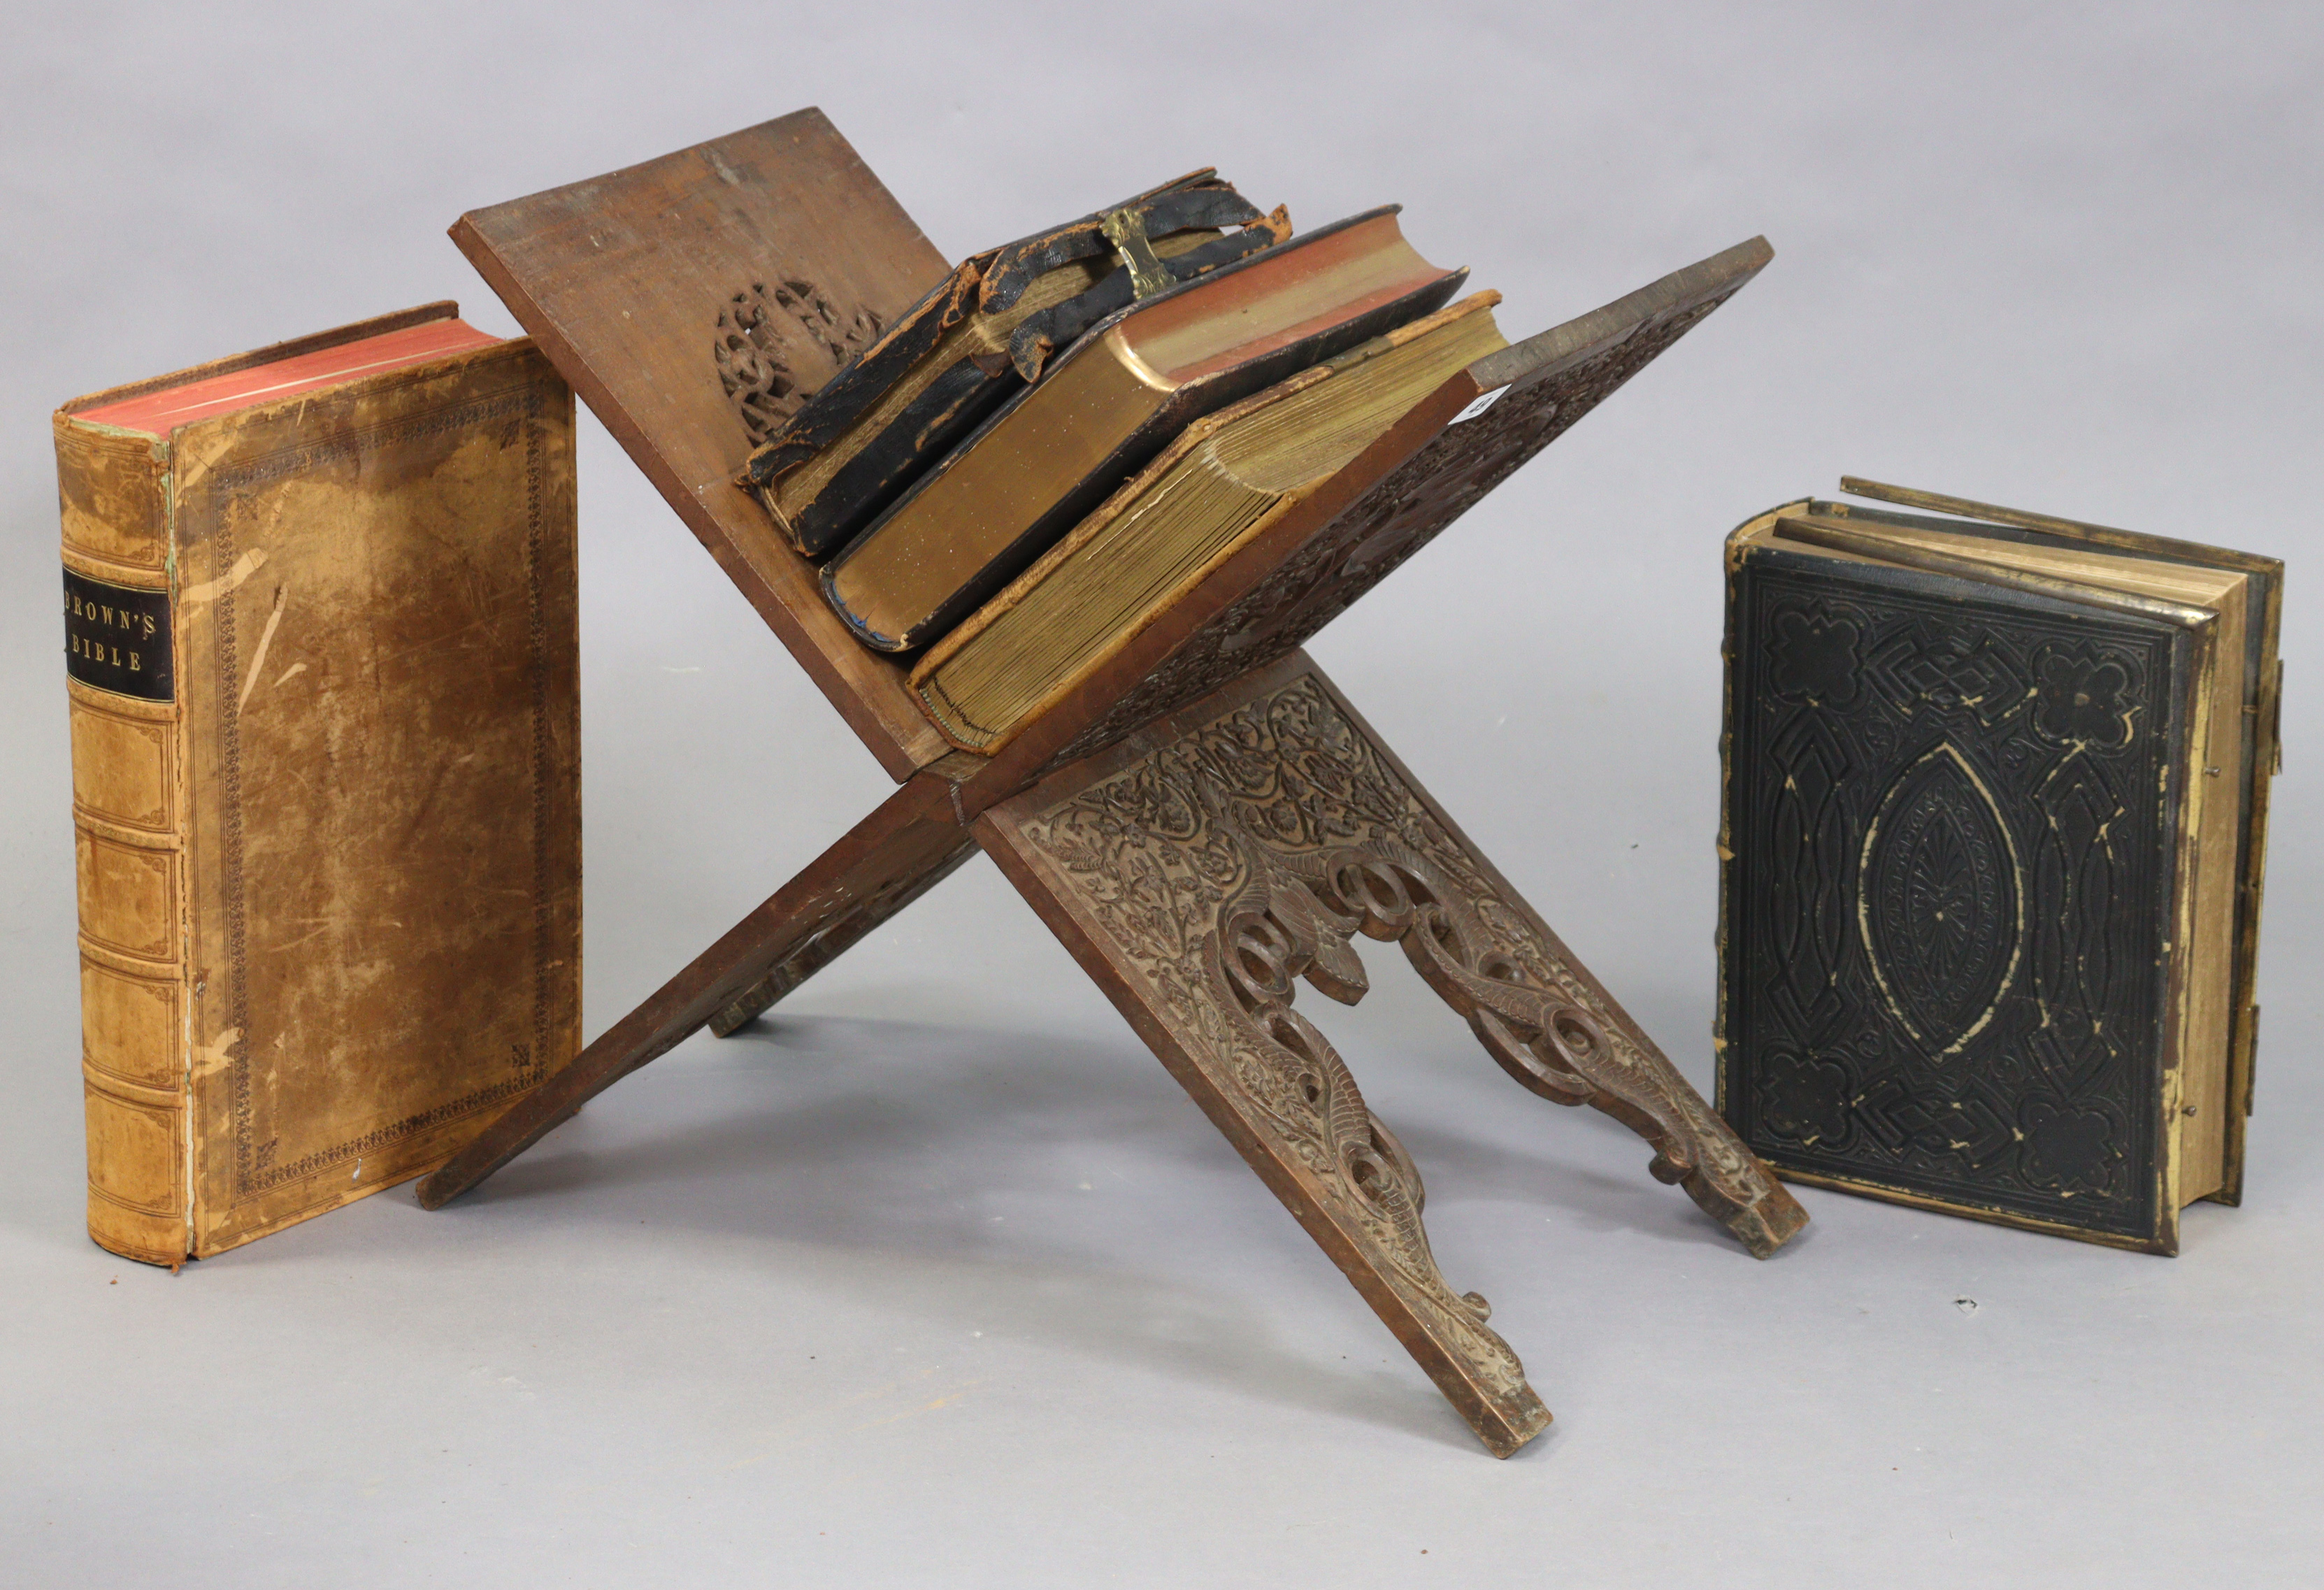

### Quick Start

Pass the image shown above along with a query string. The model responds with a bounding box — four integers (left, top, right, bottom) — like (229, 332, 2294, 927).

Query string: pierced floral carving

(713, 280, 884, 445)
(1022, 673, 1804, 1294)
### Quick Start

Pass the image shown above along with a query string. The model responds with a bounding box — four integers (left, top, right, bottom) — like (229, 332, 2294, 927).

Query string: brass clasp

(1098, 206, 1173, 301)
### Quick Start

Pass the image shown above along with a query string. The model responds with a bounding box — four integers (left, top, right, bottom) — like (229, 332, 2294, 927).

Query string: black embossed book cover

(1715, 481, 2281, 1253)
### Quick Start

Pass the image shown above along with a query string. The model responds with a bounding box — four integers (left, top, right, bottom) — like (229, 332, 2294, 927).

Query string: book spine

(55, 415, 191, 1267)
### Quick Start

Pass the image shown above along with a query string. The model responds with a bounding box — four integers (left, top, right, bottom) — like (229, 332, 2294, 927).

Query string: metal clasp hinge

(1099, 206, 1173, 301)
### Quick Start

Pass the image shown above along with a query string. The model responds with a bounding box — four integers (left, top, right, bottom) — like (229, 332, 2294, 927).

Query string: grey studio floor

(5, 6, 2321, 1587)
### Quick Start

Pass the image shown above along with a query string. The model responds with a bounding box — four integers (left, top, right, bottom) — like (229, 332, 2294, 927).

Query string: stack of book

(724, 173, 1616, 753)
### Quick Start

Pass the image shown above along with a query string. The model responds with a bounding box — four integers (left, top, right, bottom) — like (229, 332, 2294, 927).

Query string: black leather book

(1716, 480, 2282, 1252)
(819, 207, 1464, 654)
(736, 170, 1289, 559)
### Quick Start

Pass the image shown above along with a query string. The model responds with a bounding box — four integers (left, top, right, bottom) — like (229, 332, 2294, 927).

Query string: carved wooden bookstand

(416, 110, 1805, 1458)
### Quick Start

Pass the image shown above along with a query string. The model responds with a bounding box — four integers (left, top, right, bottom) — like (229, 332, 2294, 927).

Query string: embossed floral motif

(2031, 647, 2135, 750)
(1907, 821, 1977, 978)
(1770, 608, 1863, 706)
(1860, 744, 2022, 1058)
(2018, 1098, 2120, 1194)
(1757, 1051, 1853, 1148)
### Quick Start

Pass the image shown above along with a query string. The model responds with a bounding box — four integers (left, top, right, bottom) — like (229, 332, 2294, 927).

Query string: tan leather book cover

(56, 306, 582, 1263)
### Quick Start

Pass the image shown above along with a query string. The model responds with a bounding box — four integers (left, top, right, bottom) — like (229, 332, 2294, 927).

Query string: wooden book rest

(417, 109, 1806, 1456)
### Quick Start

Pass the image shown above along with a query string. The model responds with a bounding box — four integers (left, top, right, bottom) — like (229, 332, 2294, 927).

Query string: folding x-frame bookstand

(417, 110, 1806, 1457)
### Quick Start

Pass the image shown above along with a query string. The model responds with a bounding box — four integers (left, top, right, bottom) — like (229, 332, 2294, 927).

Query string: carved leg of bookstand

(1291, 677, 1811, 1259)
(981, 800, 1550, 1457)
(978, 661, 1552, 1454)
(977, 653, 1805, 1455)
(1285, 833, 1807, 1255)
(708, 838, 974, 1036)
(418, 768, 976, 1208)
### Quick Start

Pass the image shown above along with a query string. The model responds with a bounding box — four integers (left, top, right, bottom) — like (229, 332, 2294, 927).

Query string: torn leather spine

(735, 173, 1289, 559)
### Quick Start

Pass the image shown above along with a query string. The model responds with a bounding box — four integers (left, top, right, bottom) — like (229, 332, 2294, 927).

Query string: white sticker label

(1449, 386, 1506, 425)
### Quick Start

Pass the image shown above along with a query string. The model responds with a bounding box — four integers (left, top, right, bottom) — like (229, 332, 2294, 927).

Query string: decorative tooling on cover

(1007, 669, 1802, 1450)
(195, 378, 575, 1203)
(1723, 568, 2179, 1240)
(714, 280, 887, 445)
(1858, 741, 2025, 1058)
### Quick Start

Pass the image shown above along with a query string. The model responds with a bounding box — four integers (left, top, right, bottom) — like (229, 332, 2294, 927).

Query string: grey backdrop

(4, 4, 2318, 1585)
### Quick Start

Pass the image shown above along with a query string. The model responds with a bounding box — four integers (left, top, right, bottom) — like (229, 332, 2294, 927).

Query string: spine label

(64, 567, 173, 701)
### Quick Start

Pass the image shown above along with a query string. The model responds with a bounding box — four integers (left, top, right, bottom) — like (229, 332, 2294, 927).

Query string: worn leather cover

(57, 316, 582, 1263)
(1716, 516, 2202, 1250)
(822, 209, 1467, 653)
(738, 169, 1288, 559)
(745, 171, 1262, 466)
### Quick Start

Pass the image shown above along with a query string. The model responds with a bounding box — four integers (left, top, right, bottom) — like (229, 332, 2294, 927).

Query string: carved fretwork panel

(713, 279, 886, 446)
(981, 658, 1804, 1456)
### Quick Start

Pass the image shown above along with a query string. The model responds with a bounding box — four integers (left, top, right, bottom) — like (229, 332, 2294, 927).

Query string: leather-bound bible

(737, 169, 1289, 559)
(56, 305, 582, 1265)
(910, 292, 1509, 752)
(819, 207, 1466, 652)
(1716, 482, 2283, 1252)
